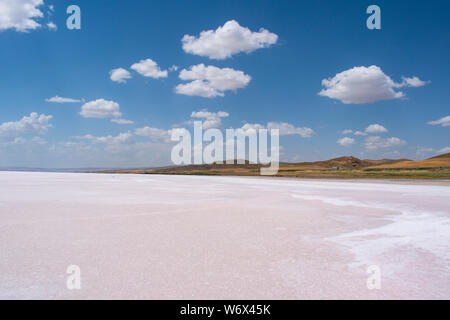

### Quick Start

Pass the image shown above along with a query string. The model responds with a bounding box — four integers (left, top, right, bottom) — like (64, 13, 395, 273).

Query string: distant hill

(428, 153, 450, 160)
(101, 154, 450, 179)
(368, 153, 450, 169)
(281, 156, 407, 170)
(108, 156, 408, 174)
(106, 160, 264, 174)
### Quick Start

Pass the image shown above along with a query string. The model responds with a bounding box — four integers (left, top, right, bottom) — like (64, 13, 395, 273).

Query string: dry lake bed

(0, 171, 449, 299)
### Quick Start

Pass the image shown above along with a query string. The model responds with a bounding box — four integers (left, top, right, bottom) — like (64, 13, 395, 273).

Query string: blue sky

(0, 0, 449, 168)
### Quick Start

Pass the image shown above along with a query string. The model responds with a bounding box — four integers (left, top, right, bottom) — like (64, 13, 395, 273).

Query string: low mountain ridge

(428, 153, 450, 160)
(109, 156, 410, 174)
(368, 153, 450, 169)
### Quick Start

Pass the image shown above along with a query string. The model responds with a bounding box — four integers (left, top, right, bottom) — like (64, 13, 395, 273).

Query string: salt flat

(0, 171, 449, 299)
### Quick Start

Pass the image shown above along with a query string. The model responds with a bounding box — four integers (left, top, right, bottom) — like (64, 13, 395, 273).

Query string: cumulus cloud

(176, 64, 251, 98)
(0, 0, 44, 32)
(190, 109, 229, 129)
(267, 122, 314, 137)
(341, 129, 353, 134)
(130, 58, 168, 79)
(427, 115, 450, 127)
(46, 21, 56, 31)
(337, 137, 355, 147)
(110, 68, 132, 83)
(52, 133, 174, 168)
(110, 118, 134, 125)
(0, 112, 52, 139)
(365, 124, 388, 134)
(2, 135, 47, 147)
(401, 76, 429, 87)
(181, 20, 278, 59)
(73, 132, 135, 153)
(354, 131, 368, 136)
(74, 132, 133, 144)
(319, 65, 428, 104)
(365, 136, 406, 151)
(46, 96, 81, 103)
(241, 123, 266, 133)
(80, 99, 122, 118)
(438, 147, 450, 154)
(1, 128, 173, 168)
(240, 122, 314, 138)
(30, 136, 47, 145)
(134, 126, 171, 142)
(0, 135, 51, 166)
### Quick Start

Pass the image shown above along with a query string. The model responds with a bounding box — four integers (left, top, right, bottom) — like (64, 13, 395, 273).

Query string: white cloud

(182, 20, 278, 60)
(190, 109, 229, 129)
(73, 132, 134, 153)
(0, 135, 49, 154)
(337, 137, 355, 147)
(240, 122, 314, 138)
(365, 124, 388, 134)
(134, 126, 171, 142)
(111, 118, 134, 125)
(46, 21, 56, 31)
(176, 64, 251, 98)
(241, 123, 266, 133)
(0, 112, 52, 139)
(1, 130, 173, 168)
(130, 58, 168, 79)
(57, 137, 172, 167)
(46, 96, 81, 103)
(74, 132, 133, 144)
(0, 0, 44, 32)
(80, 99, 122, 119)
(342, 125, 388, 136)
(109, 68, 132, 83)
(267, 122, 314, 137)
(427, 115, 450, 127)
(175, 80, 220, 98)
(5, 137, 26, 146)
(438, 147, 450, 154)
(30, 136, 47, 145)
(401, 76, 429, 87)
(365, 136, 406, 151)
(319, 65, 427, 104)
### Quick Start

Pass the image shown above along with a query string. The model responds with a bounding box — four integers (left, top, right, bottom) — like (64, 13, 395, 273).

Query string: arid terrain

(104, 153, 450, 179)
(366, 153, 450, 169)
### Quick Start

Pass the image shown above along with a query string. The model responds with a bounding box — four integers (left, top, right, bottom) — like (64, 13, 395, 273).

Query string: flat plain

(0, 172, 449, 299)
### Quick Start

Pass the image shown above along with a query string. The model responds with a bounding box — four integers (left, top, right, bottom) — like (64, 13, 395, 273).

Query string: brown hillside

(103, 154, 450, 179)
(369, 153, 450, 169)
(428, 153, 450, 160)
(109, 156, 412, 174)
(282, 156, 404, 170)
